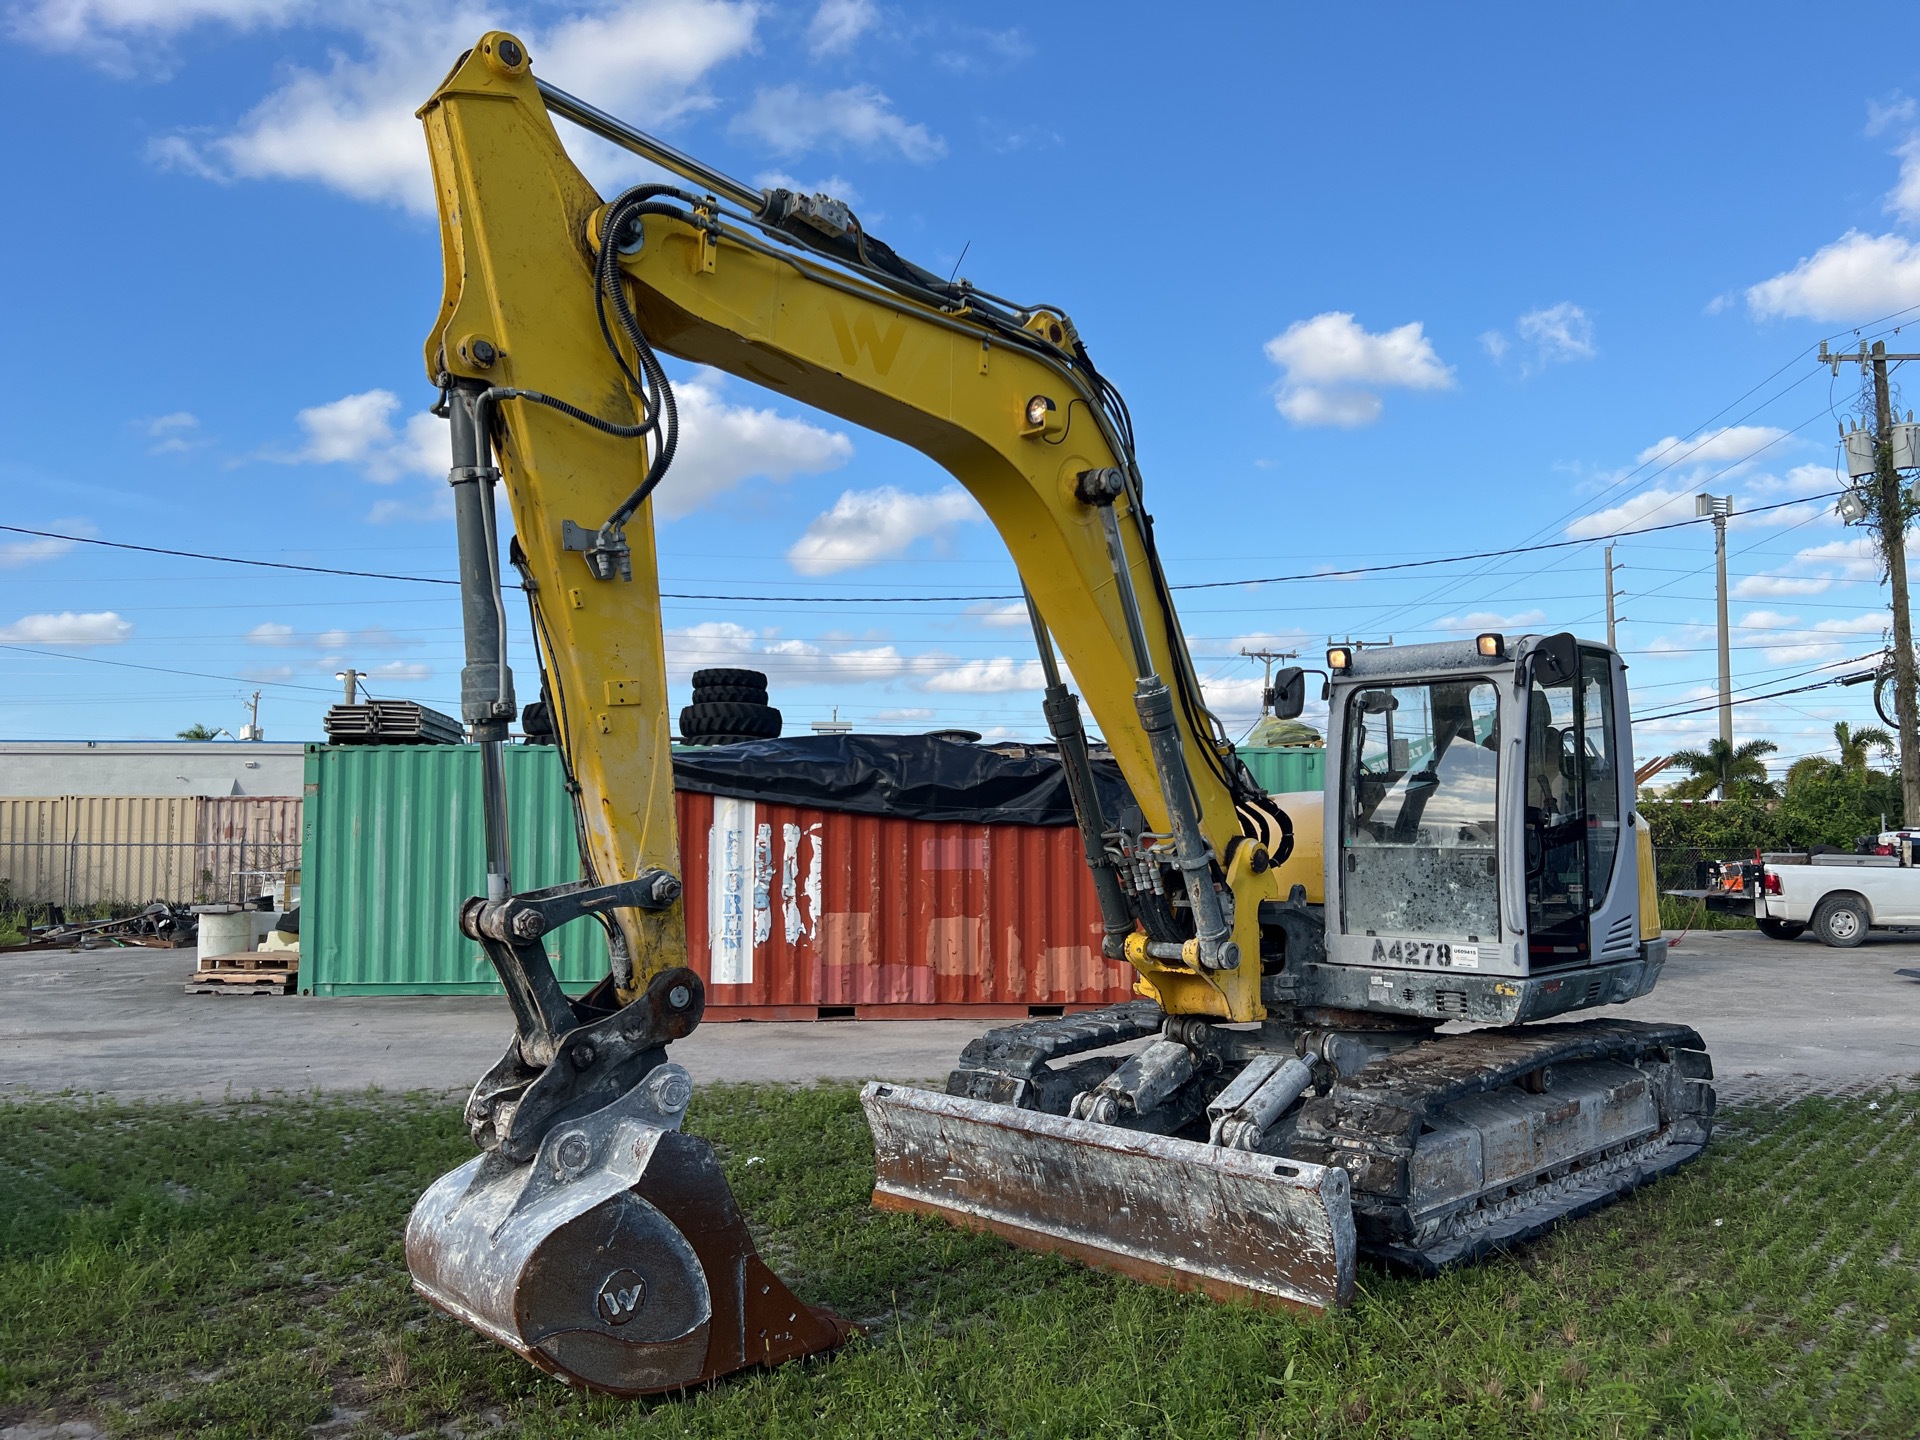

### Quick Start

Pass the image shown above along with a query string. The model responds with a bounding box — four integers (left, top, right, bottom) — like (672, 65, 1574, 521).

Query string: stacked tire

(680, 668, 781, 746)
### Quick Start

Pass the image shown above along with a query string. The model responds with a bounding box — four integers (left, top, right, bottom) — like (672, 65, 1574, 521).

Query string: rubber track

(1289, 1018, 1714, 1273)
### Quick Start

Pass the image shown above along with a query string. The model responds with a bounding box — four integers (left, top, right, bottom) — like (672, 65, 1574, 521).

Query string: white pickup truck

(1691, 847, 1920, 946)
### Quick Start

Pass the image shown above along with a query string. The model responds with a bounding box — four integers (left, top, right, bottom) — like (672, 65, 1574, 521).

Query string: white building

(0, 740, 308, 797)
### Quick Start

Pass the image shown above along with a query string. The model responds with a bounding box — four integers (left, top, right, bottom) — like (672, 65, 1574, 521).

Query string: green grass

(1658, 894, 1757, 930)
(2, 1085, 1916, 1440)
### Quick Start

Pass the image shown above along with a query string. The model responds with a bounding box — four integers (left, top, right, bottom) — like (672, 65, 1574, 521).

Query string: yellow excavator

(405, 34, 1716, 1395)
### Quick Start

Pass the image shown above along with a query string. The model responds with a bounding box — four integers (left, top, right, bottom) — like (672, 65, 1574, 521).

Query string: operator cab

(1305, 632, 1656, 1026)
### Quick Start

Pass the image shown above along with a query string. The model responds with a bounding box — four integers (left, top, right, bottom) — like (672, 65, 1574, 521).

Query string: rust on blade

(861, 1082, 1356, 1311)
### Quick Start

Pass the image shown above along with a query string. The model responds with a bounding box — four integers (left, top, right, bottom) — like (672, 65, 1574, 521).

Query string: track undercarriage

(864, 1001, 1715, 1307)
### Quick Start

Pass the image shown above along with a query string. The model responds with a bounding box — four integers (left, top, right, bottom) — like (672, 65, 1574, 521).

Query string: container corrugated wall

(0, 795, 200, 907)
(679, 792, 1136, 1018)
(196, 796, 304, 901)
(303, 743, 1139, 1016)
(303, 744, 608, 996)
(1237, 745, 1326, 795)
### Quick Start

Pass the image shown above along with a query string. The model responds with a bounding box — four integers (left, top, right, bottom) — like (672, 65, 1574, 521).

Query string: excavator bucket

(407, 1064, 852, 1395)
(861, 1083, 1356, 1311)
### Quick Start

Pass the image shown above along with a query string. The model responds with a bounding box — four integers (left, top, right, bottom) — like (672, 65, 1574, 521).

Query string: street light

(335, 668, 362, 704)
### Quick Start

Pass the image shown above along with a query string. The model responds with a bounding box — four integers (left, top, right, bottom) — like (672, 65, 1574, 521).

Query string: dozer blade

(408, 1064, 851, 1395)
(861, 1082, 1356, 1311)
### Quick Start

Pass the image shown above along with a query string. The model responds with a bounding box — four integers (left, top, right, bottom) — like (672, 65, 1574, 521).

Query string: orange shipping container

(675, 791, 1137, 1020)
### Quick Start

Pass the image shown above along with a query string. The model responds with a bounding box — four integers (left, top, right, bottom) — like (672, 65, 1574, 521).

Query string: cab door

(1524, 647, 1635, 965)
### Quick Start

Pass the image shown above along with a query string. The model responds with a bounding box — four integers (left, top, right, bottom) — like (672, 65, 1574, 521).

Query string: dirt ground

(4, 928, 1917, 1102)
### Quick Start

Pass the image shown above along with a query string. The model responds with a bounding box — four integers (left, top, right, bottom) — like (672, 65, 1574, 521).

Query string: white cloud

(787, 485, 982, 574)
(664, 620, 767, 679)
(920, 657, 1044, 693)
(875, 707, 934, 723)
(1891, 134, 1920, 226)
(1756, 611, 1889, 664)
(1794, 535, 1882, 581)
(1511, 302, 1595, 370)
(766, 638, 913, 684)
(0, 518, 92, 568)
(1434, 608, 1547, 632)
(1635, 424, 1787, 470)
(146, 410, 201, 454)
(122, 2, 758, 213)
(1478, 330, 1508, 362)
(247, 622, 295, 646)
(0, 610, 132, 645)
(16, 0, 307, 73)
(965, 601, 1030, 629)
(281, 389, 445, 492)
(806, 0, 875, 56)
(1263, 312, 1453, 428)
(1565, 486, 1694, 540)
(369, 660, 431, 681)
(1747, 230, 1920, 322)
(732, 84, 945, 162)
(1868, 93, 1917, 136)
(659, 370, 854, 517)
(1565, 457, 1835, 540)
(1733, 574, 1832, 599)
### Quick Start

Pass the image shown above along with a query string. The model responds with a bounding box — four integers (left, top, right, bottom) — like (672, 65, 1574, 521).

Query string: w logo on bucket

(595, 1268, 647, 1325)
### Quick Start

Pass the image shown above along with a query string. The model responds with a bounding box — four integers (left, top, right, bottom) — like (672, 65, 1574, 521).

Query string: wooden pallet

(186, 968, 295, 995)
(197, 951, 298, 973)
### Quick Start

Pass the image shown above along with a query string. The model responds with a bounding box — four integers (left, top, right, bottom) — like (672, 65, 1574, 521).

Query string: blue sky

(5, 1, 1920, 780)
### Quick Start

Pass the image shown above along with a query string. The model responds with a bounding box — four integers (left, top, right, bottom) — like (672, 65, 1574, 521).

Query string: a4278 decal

(1367, 938, 1480, 969)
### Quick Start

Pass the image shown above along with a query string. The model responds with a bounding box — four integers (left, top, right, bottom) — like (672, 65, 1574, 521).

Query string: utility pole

(1822, 339, 1920, 821)
(1694, 494, 1734, 790)
(335, 668, 362, 705)
(1603, 545, 1626, 650)
(1241, 646, 1299, 714)
(240, 689, 263, 742)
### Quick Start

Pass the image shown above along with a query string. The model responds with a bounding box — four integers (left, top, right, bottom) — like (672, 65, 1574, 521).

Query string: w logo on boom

(595, 1268, 647, 1325)
(826, 302, 907, 374)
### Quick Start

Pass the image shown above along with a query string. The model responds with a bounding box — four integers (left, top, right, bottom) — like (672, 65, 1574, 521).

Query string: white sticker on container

(707, 797, 756, 985)
(1451, 944, 1481, 969)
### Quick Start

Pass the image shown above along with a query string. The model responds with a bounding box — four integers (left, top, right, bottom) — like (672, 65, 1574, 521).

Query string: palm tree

(1833, 720, 1893, 776)
(1665, 737, 1779, 801)
(176, 722, 219, 740)
(1786, 754, 1836, 792)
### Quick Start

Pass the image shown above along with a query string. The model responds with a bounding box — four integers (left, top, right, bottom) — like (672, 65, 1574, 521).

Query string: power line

(0, 490, 1840, 607)
(0, 643, 345, 695)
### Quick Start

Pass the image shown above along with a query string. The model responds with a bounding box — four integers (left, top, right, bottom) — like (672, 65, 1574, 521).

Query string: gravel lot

(4, 929, 1917, 1102)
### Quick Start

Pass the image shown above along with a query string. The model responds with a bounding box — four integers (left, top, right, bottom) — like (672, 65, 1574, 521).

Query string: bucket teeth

(407, 1066, 850, 1394)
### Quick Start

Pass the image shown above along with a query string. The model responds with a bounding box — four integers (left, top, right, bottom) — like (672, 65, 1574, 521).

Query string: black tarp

(669, 733, 1136, 826)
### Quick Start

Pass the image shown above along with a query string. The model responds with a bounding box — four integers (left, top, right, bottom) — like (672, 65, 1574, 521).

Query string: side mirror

(1270, 666, 1306, 719)
(1530, 632, 1579, 687)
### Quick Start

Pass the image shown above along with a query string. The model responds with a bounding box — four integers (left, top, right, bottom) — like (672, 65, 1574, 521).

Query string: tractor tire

(691, 668, 769, 691)
(681, 732, 766, 746)
(1811, 894, 1870, 948)
(1756, 917, 1806, 941)
(680, 701, 781, 741)
(690, 683, 769, 706)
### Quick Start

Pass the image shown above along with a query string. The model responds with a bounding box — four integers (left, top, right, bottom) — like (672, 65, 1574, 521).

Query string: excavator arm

(417, 33, 1301, 1035)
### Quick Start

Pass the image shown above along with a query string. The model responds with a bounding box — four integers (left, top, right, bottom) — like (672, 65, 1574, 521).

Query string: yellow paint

(1636, 817, 1661, 941)
(419, 35, 1300, 1019)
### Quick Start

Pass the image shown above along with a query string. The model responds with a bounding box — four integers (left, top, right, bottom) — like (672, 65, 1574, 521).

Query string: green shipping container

(1236, 744, 1326, 795)
(302, 743, 606, 996)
